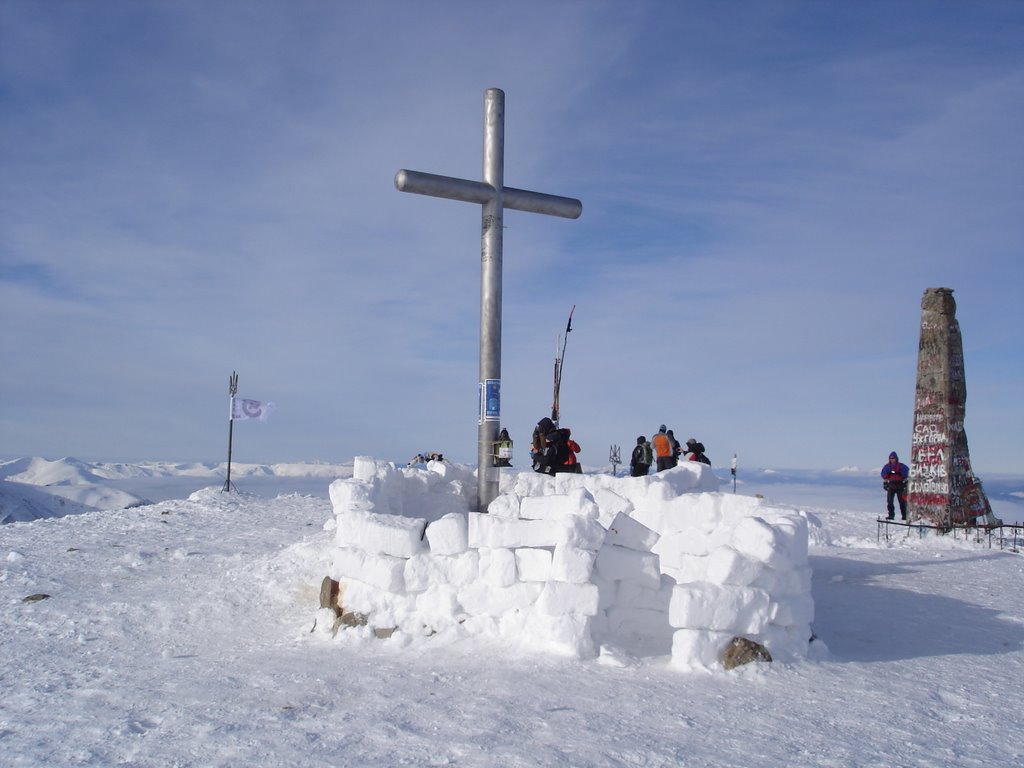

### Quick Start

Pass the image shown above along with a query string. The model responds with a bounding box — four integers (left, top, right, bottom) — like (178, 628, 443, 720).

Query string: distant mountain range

(3, 456, 1019, 526)
(0, 457, 354, 524)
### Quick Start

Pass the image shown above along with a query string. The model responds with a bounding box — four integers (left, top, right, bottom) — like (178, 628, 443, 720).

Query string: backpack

(542, 430, 571, 466)
(641, 442, 653, 465)
(689, 442, 710, 466)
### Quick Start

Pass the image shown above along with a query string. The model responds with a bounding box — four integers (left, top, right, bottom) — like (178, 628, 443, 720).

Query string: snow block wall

(324, 456, 813, 672)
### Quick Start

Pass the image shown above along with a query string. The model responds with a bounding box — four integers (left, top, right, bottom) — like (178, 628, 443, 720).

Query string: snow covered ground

(2, 459, 1023, 767)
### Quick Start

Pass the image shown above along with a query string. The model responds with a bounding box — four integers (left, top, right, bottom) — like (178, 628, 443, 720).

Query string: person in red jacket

(881, 451, 910, 520)
(562, 429, 582, 474)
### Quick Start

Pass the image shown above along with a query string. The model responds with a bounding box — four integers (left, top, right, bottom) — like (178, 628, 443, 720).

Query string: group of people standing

(629, 424, 711, 477)
(407, 451, 446, 466)
(423, 426, 916, 524)
(504, 417, 711, 479)
(530, 417, 583, 475)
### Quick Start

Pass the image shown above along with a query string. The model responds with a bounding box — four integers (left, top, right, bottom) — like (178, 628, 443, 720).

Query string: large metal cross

(395, 88, 582, 513)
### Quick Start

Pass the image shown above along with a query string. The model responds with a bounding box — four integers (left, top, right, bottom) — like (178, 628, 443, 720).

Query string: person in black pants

(629, 436, 651, 477)
(881, 451, 910, 520)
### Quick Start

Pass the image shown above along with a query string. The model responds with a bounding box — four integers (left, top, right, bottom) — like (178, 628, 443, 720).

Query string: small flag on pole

(230, 397, 275, 422)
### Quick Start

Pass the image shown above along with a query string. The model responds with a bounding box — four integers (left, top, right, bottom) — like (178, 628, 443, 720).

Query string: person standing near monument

(881, 451, 910, 520)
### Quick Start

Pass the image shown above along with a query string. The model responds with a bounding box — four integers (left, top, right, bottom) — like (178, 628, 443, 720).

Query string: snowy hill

(0, 479, 94, 524)
(0, 455, 109, 485)
(0, 457, 355, 485)
(0, 457, 356, 521)
(0, 457, 150, 515)
(2, 461, 1023, 766)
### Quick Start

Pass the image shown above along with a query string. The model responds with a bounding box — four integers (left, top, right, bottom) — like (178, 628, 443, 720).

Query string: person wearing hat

(652, 425, 675, 472)
(531, 417, 555, 471)
(630, 435, 653, 477)
(881, 451, 910, 520)
(684, 437, 711, 465)
(667, 429, 682, 463)
(562, 428, 583, 474)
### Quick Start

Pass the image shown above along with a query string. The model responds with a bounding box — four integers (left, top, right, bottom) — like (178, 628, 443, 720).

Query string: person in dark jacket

(684, 438, 711, 465)
(533, 417, 569, 475)
(531, 418, 553, 470)
(630, 435, 652, 477)
(881, 451, 910, 520)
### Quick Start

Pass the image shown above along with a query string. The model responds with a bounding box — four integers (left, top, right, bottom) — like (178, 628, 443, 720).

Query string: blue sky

(2, 0, 1022, 472)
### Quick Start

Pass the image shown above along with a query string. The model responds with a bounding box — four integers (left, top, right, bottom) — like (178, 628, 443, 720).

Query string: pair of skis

(551, 305, 575, 427)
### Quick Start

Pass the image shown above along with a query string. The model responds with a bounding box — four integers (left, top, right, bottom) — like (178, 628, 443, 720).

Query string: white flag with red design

(230, 397, 275, 422)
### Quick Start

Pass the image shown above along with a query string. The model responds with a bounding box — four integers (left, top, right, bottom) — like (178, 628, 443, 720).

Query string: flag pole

(223, 371, 238, 492)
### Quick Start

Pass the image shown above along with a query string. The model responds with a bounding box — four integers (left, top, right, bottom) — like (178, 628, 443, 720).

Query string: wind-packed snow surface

(2, 458, 1024, 767)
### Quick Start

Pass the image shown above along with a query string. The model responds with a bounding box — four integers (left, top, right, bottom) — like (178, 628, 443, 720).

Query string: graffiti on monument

(906, 288, 994, 527)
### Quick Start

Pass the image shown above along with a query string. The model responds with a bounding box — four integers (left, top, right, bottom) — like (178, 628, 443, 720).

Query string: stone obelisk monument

(906, 288, 997, 527)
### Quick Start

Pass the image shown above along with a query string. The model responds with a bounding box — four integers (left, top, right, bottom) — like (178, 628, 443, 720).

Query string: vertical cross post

(395, 88, 582, 512)
(479, 88, 504, 514)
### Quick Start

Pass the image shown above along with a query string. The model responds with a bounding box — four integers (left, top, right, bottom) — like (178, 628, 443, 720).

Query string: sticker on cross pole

(483, 379, 500, 421)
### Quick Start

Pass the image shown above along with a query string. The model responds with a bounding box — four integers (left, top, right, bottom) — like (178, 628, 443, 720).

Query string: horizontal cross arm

(395, 170, 493, 205)
(504, 186, 582, 219)
(395, 169, 582, 219)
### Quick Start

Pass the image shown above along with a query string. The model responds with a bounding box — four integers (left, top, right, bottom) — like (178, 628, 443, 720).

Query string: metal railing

(877, 518, 1024, 553)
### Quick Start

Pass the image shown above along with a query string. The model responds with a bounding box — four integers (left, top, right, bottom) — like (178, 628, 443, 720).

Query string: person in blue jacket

(881, 451, 910, 520)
